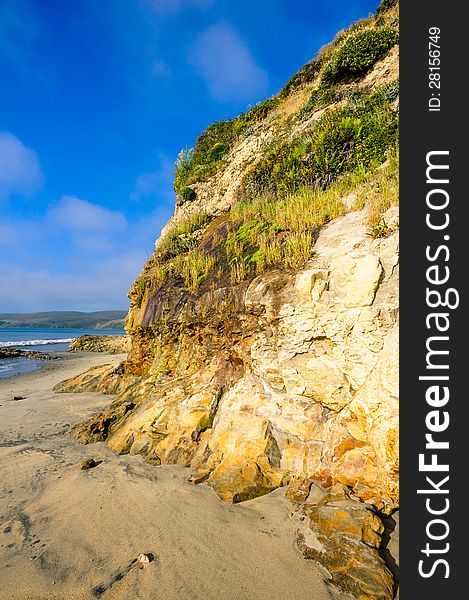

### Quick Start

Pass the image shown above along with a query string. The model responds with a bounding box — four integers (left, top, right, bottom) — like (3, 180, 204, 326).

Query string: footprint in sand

(91, 553, 156, 597)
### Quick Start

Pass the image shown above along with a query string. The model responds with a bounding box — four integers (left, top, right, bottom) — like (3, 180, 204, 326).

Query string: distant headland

(0, 310, 126, 329)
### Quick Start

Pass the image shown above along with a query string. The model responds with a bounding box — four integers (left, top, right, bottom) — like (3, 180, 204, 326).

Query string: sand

(0, 353, 352, 600)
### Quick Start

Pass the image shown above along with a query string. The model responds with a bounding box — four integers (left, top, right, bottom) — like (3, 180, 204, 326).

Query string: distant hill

(0, 311, 127, 329)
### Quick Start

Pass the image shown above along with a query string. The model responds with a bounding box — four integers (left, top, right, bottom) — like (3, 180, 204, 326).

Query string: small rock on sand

(80, 458, 97, 470)
(138, 553, 152, 564)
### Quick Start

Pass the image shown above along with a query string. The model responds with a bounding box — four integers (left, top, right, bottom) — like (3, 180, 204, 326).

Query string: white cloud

(0, 253, 147, 311)
(188, 22, 268, 103)
(48, 196, 127, 231)
(0, 221, 19, 246)
(0, 200, 172, 311)
(0, 131, 44, 200)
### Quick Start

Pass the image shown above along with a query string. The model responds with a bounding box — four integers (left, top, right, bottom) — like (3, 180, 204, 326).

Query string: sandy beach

(0, 353, 352, 600)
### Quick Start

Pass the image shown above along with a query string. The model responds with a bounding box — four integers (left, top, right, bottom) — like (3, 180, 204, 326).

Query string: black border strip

(400, 1, 465, 597)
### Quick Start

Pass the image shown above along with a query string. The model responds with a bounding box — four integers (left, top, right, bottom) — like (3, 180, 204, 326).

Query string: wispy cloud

(0, 254, 147, 311)
(0, 196, 172, 311)
(188, 21, 268, 103)
(44, 196, 128, 256)
(0, 132, 44, 200)
(48, 196, 127, 231)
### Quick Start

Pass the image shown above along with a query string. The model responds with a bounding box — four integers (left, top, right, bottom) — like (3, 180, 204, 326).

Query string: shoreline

(0, 330, 128, 381)
(0, 352, 351, 600)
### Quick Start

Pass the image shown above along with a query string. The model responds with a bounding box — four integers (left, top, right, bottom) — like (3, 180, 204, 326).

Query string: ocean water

(0, 328, 125, 380)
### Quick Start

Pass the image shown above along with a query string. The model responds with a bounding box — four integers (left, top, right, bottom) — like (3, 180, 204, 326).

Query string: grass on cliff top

(320, 26, 398, 87)
(173, 2, 398, 201)
(132, 152, 398, 302)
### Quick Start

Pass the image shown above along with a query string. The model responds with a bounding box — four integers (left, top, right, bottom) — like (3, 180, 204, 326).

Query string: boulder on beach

(69, 335, 131, 355)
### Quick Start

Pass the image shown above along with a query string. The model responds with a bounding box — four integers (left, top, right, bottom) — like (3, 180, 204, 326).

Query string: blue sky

(0, 0, 378, 312)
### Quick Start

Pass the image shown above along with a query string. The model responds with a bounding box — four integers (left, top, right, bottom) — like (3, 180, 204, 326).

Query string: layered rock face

(65, 206, 398, 511)
(296, 483, 396, 600)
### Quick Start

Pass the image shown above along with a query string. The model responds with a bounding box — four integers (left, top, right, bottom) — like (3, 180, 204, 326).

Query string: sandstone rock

(297, 493, 394, 600)
(207, 456, 279, 503)
(341, 192, 358, 211)
(69, 334, 131, 354)
(79, 458, 97, 470)
(327, 253, 383, 308)
(285, 478, 325, 508)
(63, 40, 400, 516)
(65, 210, 399, 511)
(4, 28, 403, 596)
(53, 363, 137, 396)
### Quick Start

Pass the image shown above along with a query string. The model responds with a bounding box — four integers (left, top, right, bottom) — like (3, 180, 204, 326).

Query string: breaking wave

(0, 338, 75, 348)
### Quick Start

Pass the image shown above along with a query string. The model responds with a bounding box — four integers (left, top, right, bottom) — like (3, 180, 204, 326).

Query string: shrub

(206, 142, 228, 162)
(376, 0, 397, 14)
(367, 219, 390, 239)
(194, 120, 236, 157)
(174, 120, 236, 195)
(242, 138, 319, 197)
(321, 27, 399, 86)
(371, 78, 399, 104)
(180, 186, 197, 202)
(236, 98, 279, 129)
(296, 86, 339, 121)
(244, 83, 398, 196)
(174, 98, 282, 194)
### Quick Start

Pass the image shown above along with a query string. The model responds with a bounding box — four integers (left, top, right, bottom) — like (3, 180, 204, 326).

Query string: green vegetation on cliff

(243, 82, 398, 196)
(173, 97, 280, 199)
(131, 0, 399, 306)
(173, 0, 397, 202)
(320, 27, 398, 86)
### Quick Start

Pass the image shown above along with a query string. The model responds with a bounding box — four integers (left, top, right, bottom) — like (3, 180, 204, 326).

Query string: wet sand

(0, 353, 352, 600)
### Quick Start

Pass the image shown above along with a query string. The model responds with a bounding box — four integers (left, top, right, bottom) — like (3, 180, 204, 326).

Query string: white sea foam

(0, 338, 75, 348)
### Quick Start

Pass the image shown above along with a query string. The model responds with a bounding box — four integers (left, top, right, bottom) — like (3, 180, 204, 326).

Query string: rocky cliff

(68, 334, 131, 354)
(57, 2, 400, 597)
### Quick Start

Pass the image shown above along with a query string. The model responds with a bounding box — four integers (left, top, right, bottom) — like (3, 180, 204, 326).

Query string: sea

(0, 328, 125, 380)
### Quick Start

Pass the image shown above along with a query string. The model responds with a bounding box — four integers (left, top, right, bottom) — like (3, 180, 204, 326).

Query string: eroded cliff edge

(56, 2, 399, 597)
(63, 205, 398, 510)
